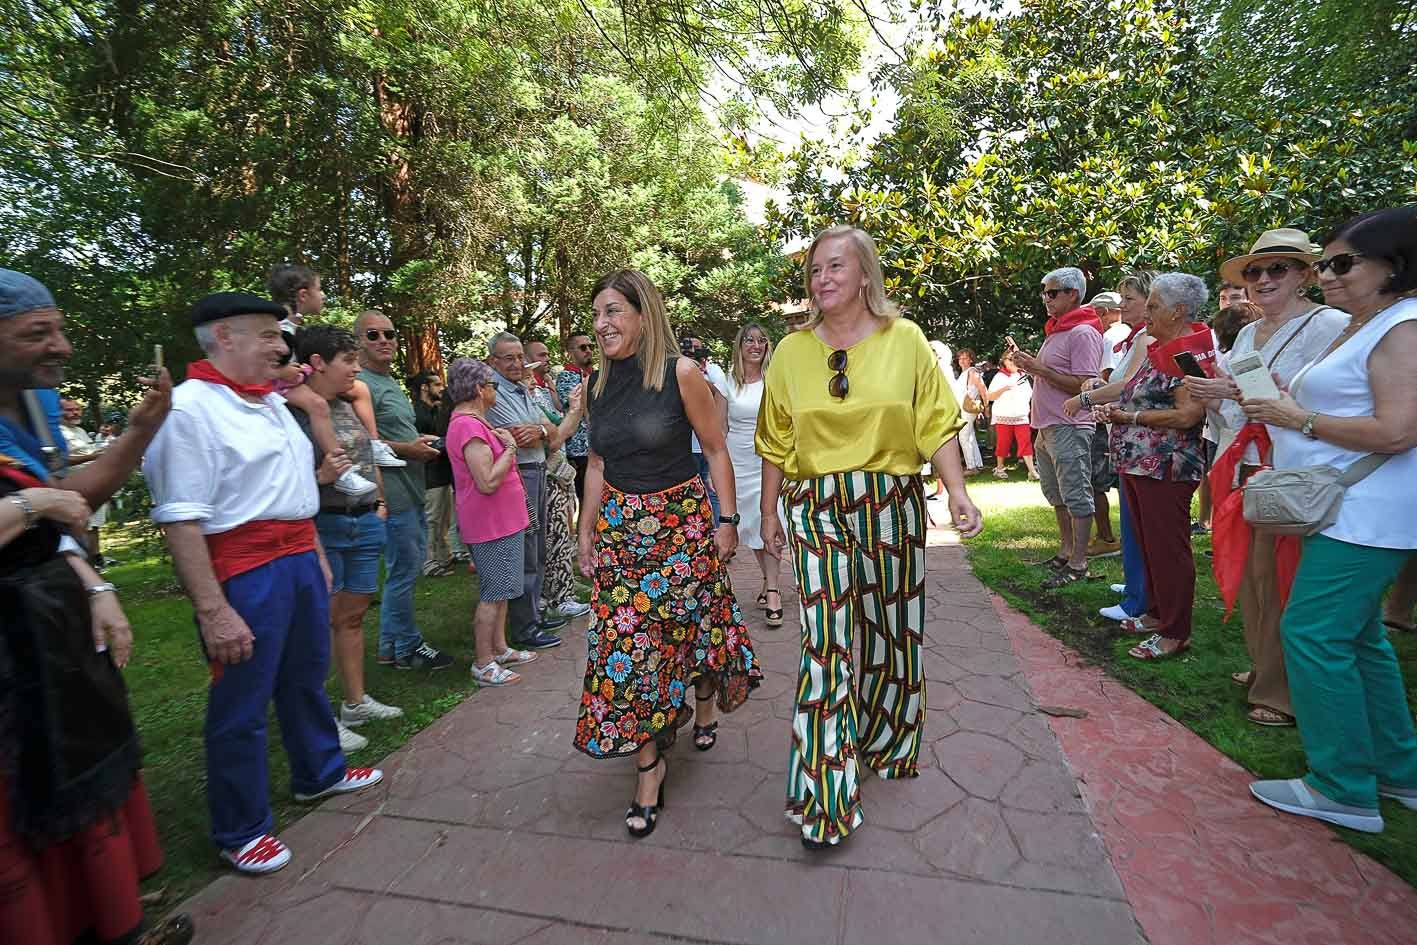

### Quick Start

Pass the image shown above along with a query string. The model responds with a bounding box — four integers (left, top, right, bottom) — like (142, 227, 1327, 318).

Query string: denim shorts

(315, 510, 387, 595)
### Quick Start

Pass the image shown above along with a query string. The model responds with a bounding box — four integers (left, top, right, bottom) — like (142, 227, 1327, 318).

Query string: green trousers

(783, 471, 926, 843)
(1282, 534, 1417, 807)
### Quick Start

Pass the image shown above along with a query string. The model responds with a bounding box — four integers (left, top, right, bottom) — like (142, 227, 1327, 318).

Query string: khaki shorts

(1035, 424, 1096, 518)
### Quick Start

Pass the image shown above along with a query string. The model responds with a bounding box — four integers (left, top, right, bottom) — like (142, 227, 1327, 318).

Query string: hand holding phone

(1172, 351, 1208, 378)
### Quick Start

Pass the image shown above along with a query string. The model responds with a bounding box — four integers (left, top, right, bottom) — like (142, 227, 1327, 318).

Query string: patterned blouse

(1109, 358, 1205, 482)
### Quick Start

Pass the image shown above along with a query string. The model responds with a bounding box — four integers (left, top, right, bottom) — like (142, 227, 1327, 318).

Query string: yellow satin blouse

(755, 318, 965, 480)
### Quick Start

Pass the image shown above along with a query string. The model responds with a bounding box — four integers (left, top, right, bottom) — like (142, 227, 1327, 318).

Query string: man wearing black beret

(143, 292, 383, 875)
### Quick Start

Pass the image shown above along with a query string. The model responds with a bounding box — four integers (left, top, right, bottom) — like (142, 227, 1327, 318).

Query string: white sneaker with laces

(335, 720, 368, 753)
(370, 440, 407, 467)
(555, 600, 591, 618)
(341, 694, 404, 727)
(333, 468, 378, 496)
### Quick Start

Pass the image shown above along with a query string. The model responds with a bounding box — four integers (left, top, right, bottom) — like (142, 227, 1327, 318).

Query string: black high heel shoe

(625, 754, 666, 839)
(693, 693, 719, 751)
(764, 588, 784, 628)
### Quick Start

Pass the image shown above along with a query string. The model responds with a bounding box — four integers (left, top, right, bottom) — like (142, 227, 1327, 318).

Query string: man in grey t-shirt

(355, 309, 453, 671)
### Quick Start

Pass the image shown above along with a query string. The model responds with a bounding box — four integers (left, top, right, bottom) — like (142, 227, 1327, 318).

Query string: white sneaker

(220, 834, 292, 874)
(555, 600, 591, 618)
(370, 440, 407, 467)
(341, 694, 404, 727)
(335, 719, 368, 753)
(333, 468, 378, 496)
(1099, 603, 1137, 622)
(293, 766, 383, 802)
(1110, 583, 1127, 594)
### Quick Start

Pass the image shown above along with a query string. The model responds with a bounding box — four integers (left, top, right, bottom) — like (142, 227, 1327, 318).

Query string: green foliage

(773, 0, 1417, 355)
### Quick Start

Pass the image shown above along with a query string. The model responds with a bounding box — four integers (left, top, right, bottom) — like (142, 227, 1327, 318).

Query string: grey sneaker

(335, 719, 368, 753)
(341, 694, 404, 727)
(1249, 778, 1383, 833)
(1379, 784, 1417, 810)
(555, 600, 591, 618)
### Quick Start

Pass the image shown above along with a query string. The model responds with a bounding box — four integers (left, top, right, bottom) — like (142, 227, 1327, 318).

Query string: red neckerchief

(186, 359, 275, 398)
(1114, 322, 1146, 353)
(998, 366, 1017, 377)
(1044, 305, 1103, 337)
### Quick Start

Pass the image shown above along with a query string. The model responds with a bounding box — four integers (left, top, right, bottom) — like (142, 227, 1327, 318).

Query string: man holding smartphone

(1010, 267, 1105, 587)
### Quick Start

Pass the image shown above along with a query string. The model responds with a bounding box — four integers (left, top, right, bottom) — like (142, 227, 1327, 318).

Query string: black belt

(319, 503, 379, 517)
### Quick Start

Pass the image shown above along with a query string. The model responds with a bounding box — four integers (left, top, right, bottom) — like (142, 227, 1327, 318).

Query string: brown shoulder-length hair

(588, 269, 677, 400)
(729, 322, 773, 387)
(802, 225, 900, 327)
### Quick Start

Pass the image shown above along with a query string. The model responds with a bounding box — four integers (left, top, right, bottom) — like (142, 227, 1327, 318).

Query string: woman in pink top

(446, 358, 538, 686)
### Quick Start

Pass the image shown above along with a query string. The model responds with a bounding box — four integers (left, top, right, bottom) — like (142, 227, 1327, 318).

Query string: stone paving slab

(177, 530, 1142, 945)
(997, 594, 1417, 945)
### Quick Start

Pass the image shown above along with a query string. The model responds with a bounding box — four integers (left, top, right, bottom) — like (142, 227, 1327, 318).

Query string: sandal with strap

(765, 588, 784, 628)
(1247, 705, 1296, 727)
(625, 754, 667, 839)
(1231, 670, 1253, 688)
(1035, 554, 1069, 570)
(1119, 617, 1157, 635)
(1128, 633, 1191, 661)
(1383, 618, 1416, 633)
(495, 647, 539, 666)
(470, 660, 521, 686)
(693, 693, 719, 751)
(1042, 565, 1089, 589)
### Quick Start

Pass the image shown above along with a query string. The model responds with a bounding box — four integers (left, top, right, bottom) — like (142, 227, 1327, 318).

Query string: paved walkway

(176, 526, 1417, 944)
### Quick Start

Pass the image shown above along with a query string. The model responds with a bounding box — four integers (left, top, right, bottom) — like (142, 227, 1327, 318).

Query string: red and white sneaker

(219, 834, 291, 875)
(293, 766, 383, 803)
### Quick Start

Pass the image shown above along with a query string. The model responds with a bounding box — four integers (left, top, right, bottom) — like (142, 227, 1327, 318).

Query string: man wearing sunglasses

(556, 332, 595, 503)
(355, 309, 454, 671)
(1011, 266, 1106, 587)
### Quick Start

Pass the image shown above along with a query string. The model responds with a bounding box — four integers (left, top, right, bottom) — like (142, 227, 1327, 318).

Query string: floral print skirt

(573, 475, 762, 759)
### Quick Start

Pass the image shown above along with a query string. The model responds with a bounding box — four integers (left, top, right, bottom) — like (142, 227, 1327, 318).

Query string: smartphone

(1228, 352, 1282, 400)
(1005, 335, 1019, 351)
(1173, 351, 1208, 378)
(428, 437, 446, 453)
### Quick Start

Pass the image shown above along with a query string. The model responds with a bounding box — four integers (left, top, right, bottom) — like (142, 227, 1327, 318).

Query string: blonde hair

(729, 322, 773, 387)
(588, 269, 677, 400)
(802, 225, 900, 327)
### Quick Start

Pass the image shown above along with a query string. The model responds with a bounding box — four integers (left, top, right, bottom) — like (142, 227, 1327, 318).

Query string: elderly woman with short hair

(1091, 273, 1209, 660)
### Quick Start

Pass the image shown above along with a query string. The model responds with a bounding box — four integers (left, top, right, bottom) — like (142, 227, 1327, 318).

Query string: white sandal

(496, 647, 539, 666)
(471, 660, 521, 686)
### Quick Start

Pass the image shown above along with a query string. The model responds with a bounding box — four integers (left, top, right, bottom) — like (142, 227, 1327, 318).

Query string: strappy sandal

(693, 693, 719, 751)
(1247, 706, 1295, 727)
(765, 588, 784, 628)
(1035, 554, 1069, 570)
(1231, 670, 1253, 688)
(1042, 566, 1089, 589)
(625, 754, 666, 839)
(1128, 633, 1191, 661)
(496, 647, 539, 666)
(1383, 618, 1416, 633)
(1119, 617, 1157, 635)
(756, 588, 768, 607)
(470, 660, 521, 686)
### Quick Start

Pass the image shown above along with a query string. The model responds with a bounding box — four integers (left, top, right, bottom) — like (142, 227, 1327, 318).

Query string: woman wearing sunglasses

(1184, 228, 1348, 727)
(572, 269, 761, 839)
(1239, 206, 1417, 832)
(756, 225, 984, 849)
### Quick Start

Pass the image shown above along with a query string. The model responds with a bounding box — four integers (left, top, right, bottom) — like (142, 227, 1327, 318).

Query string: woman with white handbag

(1239, 206, 1417, 834)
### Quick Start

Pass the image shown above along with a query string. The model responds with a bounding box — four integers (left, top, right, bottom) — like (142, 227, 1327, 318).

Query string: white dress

(950, 368, 984, 470)
(726, 376, 778, 550)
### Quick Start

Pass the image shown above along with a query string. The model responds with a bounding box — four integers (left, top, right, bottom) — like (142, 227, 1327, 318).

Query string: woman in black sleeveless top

(573, 269, 761, 839)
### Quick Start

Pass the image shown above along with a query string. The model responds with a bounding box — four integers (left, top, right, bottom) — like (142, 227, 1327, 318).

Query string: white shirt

(143, 379, 319, 534)
(1216, 306, 1348, 464)
(1272, 298, 1417, 549)
(690, 360, 731, 454)
(987, 371, 1032, 426)
(1102, 322, 1134, 376)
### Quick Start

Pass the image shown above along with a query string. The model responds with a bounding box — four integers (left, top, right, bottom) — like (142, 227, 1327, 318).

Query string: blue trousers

(1118, 483, 1150, 618)
(207, 552, 345, 850)
(379, 504, 427, 660)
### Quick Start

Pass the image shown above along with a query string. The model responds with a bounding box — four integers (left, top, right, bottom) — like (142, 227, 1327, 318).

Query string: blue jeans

(379, 504, 427, 660)
(1118, 484, 1150, 618)
(694, 452, 722, 522)
(316, 510, 387, 595)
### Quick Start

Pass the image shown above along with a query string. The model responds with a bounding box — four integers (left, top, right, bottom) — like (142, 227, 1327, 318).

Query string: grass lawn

(102, 525, 544, 906)
(961, 469, 1417, 888)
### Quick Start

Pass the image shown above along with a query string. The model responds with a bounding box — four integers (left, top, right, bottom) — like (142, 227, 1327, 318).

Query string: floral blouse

(1109, 359, 1205, 482)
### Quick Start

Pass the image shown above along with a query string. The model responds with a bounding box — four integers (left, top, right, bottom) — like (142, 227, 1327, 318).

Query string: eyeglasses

(1313, 252, 1367, 277)
(827, 349, 849, 399)
(364, 329, 398, 341)
(1041, 288, 1066, 300)
(1240, 261, 1303, 283)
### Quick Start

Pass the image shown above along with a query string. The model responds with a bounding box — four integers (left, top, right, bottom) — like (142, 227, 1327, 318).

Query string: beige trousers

(1238, 527, 1293, 717)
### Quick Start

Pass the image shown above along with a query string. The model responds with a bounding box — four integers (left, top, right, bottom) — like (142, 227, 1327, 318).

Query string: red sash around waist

(204, 519, 317, 583)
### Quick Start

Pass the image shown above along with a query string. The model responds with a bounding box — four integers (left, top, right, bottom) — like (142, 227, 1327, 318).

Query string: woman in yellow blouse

(757, 225, 984, 849)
